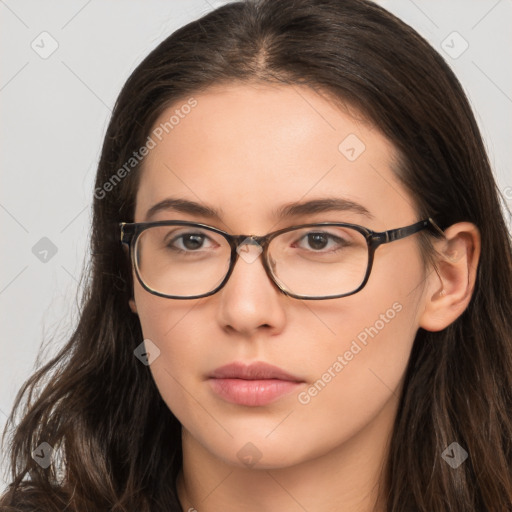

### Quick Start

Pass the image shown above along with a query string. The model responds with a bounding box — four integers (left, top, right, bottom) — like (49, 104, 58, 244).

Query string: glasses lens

(268, 225, 369, 297)
(135, 225, 231, 297)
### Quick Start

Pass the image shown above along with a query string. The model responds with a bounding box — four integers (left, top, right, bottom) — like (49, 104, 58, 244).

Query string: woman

(1, 0, 511, 510)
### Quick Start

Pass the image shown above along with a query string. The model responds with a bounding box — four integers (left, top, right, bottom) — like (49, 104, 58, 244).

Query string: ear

(129, 297, 138, 314)
(419, 222, 480, 332)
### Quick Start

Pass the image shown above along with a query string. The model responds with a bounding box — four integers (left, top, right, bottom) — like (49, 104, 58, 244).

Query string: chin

(198, 432, 313, 470)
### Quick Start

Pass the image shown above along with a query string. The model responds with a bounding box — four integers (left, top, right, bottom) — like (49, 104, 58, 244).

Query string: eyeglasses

(119, 218, 444, 300)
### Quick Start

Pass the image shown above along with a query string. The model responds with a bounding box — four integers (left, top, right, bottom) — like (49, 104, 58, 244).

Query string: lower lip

(208, 378, 303, 406)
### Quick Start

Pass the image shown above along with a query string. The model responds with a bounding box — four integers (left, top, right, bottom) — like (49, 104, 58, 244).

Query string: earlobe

(419, 222, 480, 332)
(129, 297, 138, 314)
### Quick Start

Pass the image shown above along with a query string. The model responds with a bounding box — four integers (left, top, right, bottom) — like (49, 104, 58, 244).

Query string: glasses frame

(119, 217, 445, 300)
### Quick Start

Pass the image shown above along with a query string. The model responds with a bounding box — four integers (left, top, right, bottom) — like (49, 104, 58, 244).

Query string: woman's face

(131, 82, 430, 469)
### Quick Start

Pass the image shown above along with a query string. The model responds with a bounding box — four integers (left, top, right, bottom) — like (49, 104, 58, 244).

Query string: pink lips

(207, 362, 305, 406)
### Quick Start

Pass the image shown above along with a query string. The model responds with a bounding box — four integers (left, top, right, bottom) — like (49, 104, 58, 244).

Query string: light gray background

(1, 0, 511, 489)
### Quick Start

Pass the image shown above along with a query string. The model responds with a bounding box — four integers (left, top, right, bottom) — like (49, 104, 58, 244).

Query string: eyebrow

(144, 196, 373, 222)
(274, 197, 373, 220)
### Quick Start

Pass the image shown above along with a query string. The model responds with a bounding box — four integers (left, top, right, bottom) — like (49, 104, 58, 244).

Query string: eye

(167, 231, 217, 252)
(294, 231, 351, 252)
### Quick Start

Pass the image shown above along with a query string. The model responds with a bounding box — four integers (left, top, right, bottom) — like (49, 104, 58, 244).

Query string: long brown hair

(2, 0, 511, 510)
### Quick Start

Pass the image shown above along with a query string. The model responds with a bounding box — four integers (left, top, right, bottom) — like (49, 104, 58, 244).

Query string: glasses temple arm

(383, 217, 445, 243)
(427, 217, 446, 238)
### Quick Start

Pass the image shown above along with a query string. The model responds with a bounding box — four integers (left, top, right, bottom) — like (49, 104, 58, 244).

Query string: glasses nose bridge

(231, 233, 271, 252)
(229, 233, 275, 278)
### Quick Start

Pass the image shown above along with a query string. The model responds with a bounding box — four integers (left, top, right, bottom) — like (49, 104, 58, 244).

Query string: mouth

(207, 361, 305, 407)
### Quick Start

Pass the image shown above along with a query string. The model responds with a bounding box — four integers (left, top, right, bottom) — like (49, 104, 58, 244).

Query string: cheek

(132, 283, 208, 421)
(287, 246, 424, 438)
(292, 295, 413, 434)
(306, 241, 424, 358)
(132, 274, 207, 344)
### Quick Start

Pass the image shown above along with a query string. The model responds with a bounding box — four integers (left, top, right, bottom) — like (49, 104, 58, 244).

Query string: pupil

(308, 233, 327, 250)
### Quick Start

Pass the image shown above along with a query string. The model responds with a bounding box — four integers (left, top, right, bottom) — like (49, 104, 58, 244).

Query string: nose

(215, 240, 287, 336)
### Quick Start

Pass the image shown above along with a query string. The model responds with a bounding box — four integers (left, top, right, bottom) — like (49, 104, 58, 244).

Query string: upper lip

(208, 362, 304, 382)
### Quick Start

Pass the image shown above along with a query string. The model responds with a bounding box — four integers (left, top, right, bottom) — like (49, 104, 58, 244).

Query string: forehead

(134, 83, 413, 230)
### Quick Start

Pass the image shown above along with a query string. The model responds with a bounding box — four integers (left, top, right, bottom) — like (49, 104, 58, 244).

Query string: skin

(129, 82, 480, 512)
